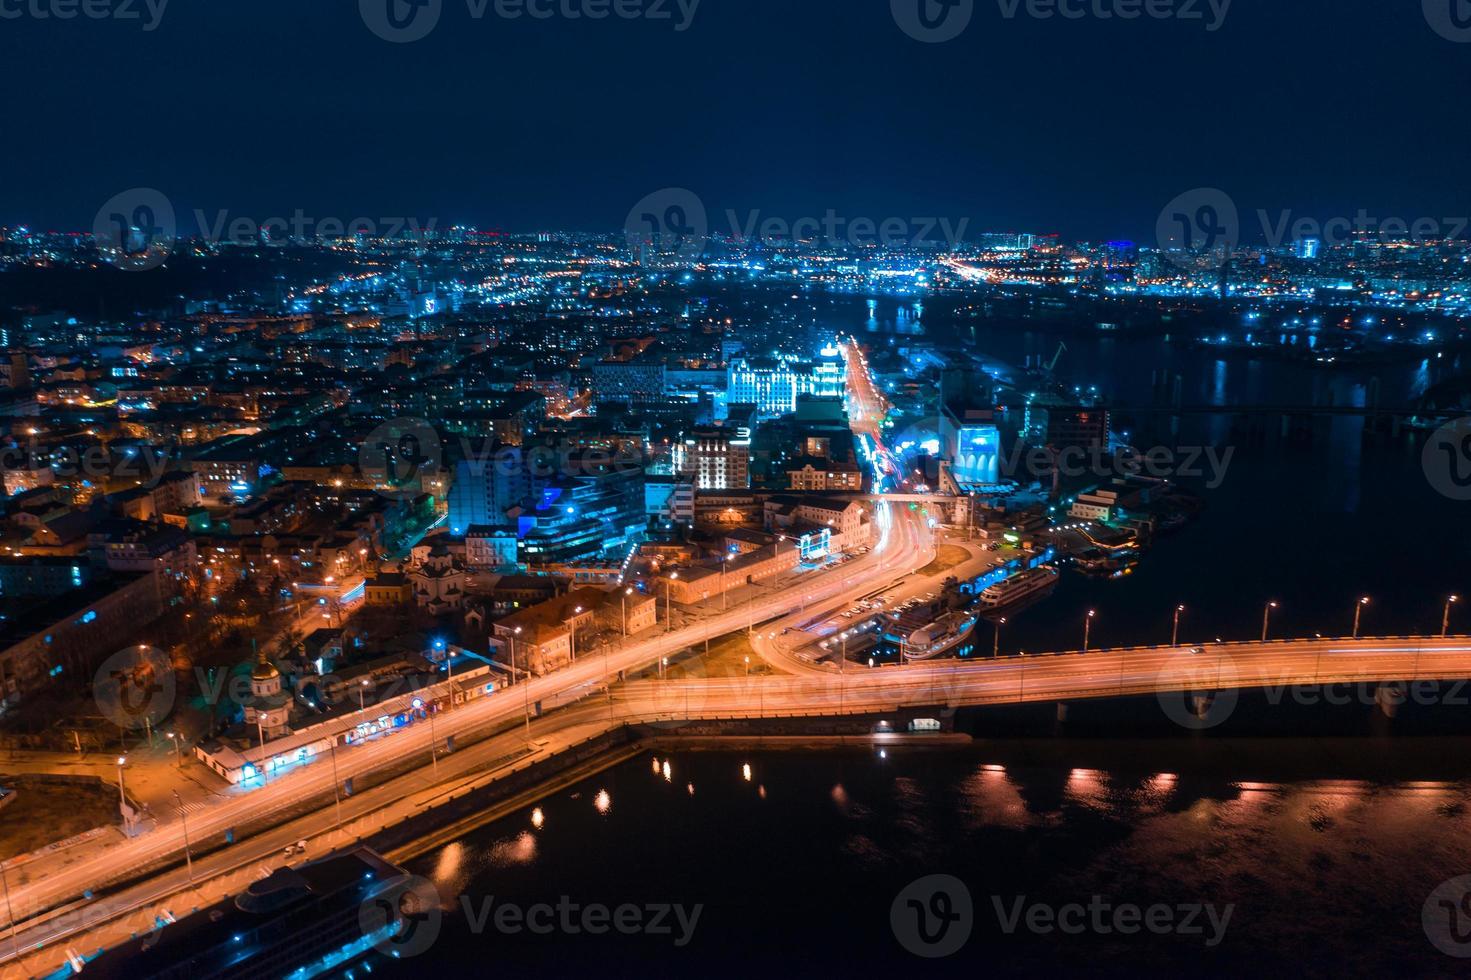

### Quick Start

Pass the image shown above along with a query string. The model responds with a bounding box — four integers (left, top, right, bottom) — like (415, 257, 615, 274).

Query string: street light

(1172, 604, 1185, 647)
(166, 731, 183, 768)
(621, 587, 633, 638)
(1444, 595, 1461, 638)
(1353, 596, 1370, 639)
(413, 698, 438, 777)
(1262, 601, 1279, 642)
(568, 606, 583, 663)
(357, 678, 370, 713)
(993, 616, 1006, 658)
(1083, 609, 1096, 652)
(510, 626, 530, 742)
(665, 572, 679, 632)
(116, 756, 130, 832)
(721, 555, 729, 612)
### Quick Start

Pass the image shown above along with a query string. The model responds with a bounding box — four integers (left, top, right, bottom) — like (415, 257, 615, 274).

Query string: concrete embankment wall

(359, 713, 964, 862)
(365, 726, 644, 861)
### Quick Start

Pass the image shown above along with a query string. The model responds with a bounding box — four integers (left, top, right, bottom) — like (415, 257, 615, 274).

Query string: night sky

(2, 0, 1469, 241)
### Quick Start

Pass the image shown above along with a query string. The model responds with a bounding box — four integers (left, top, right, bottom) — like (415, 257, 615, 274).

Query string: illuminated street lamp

(621, 587, 633, 638)
(357, 678, 370, 712)
(1172, 605, 1185, 647)
(166, 731, 183, 768)
(1261, 601, 1279, 642)
(1353, 596, 1370, 639)
(412, 697, 438, 777)
(116, 756, 130, 832)
(1444, 595, 1461, 638)
(993, 616, 1006, 658)
(568, 606, 584, 662)
(510, 626, 530, 742)
(1083, 609, 1096, 652)
(664, 572, 679, 632)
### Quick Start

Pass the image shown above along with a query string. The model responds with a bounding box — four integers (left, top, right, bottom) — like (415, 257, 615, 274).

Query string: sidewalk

(0, 745, 226, 830)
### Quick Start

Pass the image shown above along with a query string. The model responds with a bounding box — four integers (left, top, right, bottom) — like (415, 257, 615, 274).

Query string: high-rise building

(448, 447, 529, 536)
(593, 359, 667, 405)
(675, 425, 751, 490)
(519, 468, 646, 565)
(1046, 408, 1112, 450)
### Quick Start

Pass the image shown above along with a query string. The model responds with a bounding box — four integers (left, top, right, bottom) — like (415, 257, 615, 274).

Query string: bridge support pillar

(1375, 682, 1406, 718)
(1191, 692, 1215, 718)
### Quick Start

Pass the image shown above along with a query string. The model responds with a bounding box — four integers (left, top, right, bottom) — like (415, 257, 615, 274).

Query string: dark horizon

(2, 0, 1469, 243)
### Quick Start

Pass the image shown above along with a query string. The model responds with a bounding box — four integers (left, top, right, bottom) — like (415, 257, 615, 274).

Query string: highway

(617, 635, 1471, 718)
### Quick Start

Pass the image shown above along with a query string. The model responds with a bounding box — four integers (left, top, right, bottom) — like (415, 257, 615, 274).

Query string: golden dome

(251, 653, 280, 682)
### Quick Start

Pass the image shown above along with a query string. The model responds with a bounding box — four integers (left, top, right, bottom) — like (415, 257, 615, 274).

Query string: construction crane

(1046, 342, 1067, 374)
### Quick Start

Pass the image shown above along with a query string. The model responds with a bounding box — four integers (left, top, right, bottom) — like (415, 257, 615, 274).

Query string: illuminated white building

(675, 426, 751, 490)
(728, 345, 845, 418)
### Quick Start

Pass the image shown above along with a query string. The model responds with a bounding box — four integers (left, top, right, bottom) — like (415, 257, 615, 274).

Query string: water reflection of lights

(595, 789, 612, 814)
(531, 807, 545, 830)
(758, 785, 767, 799)
(487, 831, 537, 866)
(651, 757, 660, 775)
(433, 842, 464, 886)
(982, 764, 1006, 773)
(742, 763, 752, 782)
(831, 784, 848, 807)
(662, 760, 673, 782)
(687, 783, 695, 795)
(1065, 768, 1108, 808)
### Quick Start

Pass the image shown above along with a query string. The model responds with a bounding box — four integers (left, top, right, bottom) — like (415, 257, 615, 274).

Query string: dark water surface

(363, 743, 1471, 978)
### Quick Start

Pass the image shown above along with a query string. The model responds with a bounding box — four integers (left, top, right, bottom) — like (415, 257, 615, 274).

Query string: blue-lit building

(447, 447, 528, 537)
(954, 424, 1001, 485)
(518, 467, 645, 565)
